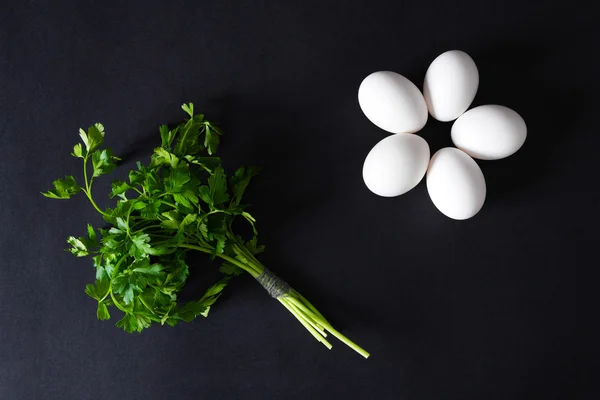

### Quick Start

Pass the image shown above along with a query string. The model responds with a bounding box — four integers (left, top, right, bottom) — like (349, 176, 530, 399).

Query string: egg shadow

(467, 41, 585, 205)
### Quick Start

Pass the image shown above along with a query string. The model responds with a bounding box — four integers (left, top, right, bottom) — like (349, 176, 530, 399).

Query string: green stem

(279, 298, 332, 349)
(135, 224, 164, 233)
(161, 200, 178, 208)
(292, 289, 328, 322)
(176, 243, 261, 277)
(82, 155, 108, 217)
(180, 240, 370, 358)
(286, 298, 327, 336)
(288, 297, 370, 359)
(197, 210, 225, 224)
(109, 289, 128, 313)
(99, 281, 112, 303)
(139, 296, 155, 314)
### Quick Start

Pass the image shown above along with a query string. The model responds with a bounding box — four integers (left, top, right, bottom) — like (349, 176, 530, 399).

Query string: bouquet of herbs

(43, 104, 369, 358)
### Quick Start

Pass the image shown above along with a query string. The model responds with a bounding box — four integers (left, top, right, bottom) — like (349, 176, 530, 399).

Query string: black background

(0, 1, 596, 399)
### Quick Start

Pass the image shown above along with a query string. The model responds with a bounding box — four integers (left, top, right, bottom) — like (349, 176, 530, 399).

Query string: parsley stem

(287, 296, 370, 359)
(161, 200, 178, 208)
(196, 209, 225, 224)
(82, 156, 108, 217)
(99, 282, 112, 303)
(278, 298, 332, 349)
(176, 243, 261, 277)
(136, 224, 163, 232)
(139, 296, 155, 314)
(286, 299, 327, 337)
(109, 289, 128, 313)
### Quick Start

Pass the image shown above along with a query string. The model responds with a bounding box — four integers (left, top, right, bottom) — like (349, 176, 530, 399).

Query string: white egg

(363, 133, 430, 197)
(423, 50, 479, 122)
(358, 71, 428, 134)
(426, 148, 486, 220)
(451, 105, 527, 160)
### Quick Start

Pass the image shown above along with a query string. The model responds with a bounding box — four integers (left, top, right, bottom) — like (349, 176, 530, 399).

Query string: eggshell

(358, 71, 428, 133)
(426, 148, 486, 220)
(363, 133, 430, 197)
(451, 105, 527, 160)
(423, 50, 479, 122)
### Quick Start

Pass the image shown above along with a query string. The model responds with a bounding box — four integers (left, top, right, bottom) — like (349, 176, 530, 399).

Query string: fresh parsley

(43, 103, 369, 358)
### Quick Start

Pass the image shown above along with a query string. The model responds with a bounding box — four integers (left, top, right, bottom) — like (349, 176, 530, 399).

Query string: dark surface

(0, 1, 596, 399)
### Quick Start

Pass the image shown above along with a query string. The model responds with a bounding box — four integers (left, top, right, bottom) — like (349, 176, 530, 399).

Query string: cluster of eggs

(359, 50, 527, 220)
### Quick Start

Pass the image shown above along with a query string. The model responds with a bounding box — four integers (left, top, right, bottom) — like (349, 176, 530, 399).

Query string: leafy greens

(43, 104, 369, 358)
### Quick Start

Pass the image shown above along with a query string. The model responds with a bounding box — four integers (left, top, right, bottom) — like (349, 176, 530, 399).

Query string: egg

(451, 105, 527, 160)
(426, 148, 486, 220)
(423, 50, 479, 122)
(363, 133, 430, 197)
(358, 71, 428, 134)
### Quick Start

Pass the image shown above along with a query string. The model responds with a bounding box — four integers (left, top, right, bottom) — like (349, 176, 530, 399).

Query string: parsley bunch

(43, 104, 369, 358)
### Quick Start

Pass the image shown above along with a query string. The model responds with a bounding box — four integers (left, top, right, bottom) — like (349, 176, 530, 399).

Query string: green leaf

(215, 238, 226, 255)
(115, 217, 128, 231)
(85, 279, 110, 301)
(245, 236, 265, 255)
(97, 302, 111, 320)
(129, 168, 144, 185)
(208, 166, 229, 206)
(79, 123, 105, 152)
(198, 222, 209, 239)
(172, 193, 191, 208)
(167, 259, 189, 285)
(116, 312, 149, 333)
(181, 103, 194, 118)
(92, 148, 119, 177)
(198, 186, 212, 206)
(110, 180, 130, 199)
(72, 143, 84, 158)
(179, 213, 197, 231)
(204, 124, 220, 155)
(151, 147, 179, 169)
(174, 122, 202, 156)
(160, 220, 180, 230)
(42, 176, 80, 199)
(160, 210, 180, 230)
(160, 125, 178, 149)
(140, 199, 161, 219)
(219, 262, 243, 276)
(129, 232, 152, 259)
(112, 274, 140, 305)
(185, 156, 221, 172)
(167, 164, 191, 192)
(197, 277, 230, 317)
(131, 201, 147, 211)
(67, 236, 90, 257)
(177, 301, 207, 322)
(132, 262, 164, 276)
(230, 166, 260, 206)
(87, 224, 96, 242)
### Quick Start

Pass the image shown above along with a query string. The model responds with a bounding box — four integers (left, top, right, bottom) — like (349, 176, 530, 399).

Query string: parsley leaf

(42, 176, 80, 199)
(92, 148, 119, 177)
(79, 123, 105, 153)
(97, 302, 111, 320)
(230, 166, 261, 206)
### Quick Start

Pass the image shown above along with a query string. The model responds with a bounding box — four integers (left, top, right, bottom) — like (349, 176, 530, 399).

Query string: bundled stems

(43, 105, 369, 358)
(179, 242, 370, 359)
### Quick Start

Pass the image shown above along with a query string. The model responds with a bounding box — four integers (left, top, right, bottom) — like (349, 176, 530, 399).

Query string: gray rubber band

(256, 268, 290, 298)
